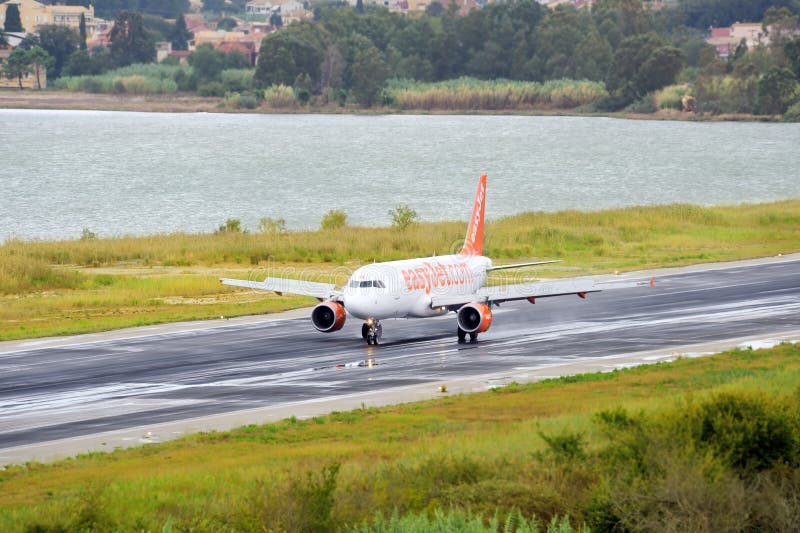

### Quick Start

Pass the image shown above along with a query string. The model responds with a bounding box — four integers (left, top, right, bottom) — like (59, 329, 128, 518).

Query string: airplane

(221, 173, 653, 345)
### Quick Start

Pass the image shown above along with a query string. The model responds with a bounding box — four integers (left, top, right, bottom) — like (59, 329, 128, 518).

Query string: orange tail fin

(459, 173, 487, 256)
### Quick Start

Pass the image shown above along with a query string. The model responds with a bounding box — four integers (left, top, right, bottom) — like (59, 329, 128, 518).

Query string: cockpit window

(349, 280, 385, 289)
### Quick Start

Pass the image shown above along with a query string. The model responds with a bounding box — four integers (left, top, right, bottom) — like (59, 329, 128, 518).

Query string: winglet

(459, 173, 487, 256)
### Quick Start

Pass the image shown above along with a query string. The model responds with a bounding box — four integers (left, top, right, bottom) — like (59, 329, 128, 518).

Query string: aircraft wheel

(362, 323, 369, 340)
(469, 332, 478, 343)
(457, 327, 467, 343)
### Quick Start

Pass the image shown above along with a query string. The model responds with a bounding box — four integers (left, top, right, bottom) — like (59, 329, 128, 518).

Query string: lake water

(1, 109, 799, 241)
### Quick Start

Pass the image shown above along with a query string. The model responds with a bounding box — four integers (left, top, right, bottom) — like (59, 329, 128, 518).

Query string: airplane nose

(344, 293, 368, 319)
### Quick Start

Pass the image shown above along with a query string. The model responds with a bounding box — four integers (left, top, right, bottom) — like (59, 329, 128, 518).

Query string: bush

(294, 86, 311, 104)
(198, 82, 225, 97)
(258, 217, 286, 234)
(221, 69, 253, 93)
(655, 84, 690, 110)
(388, 204, 419, 230)
(625, 95, 657, 114)
(238, 93, 258, 109)
(689, 391, 798, 472)
(216, 218, 244, 234)
(54, 64, 187, 95)
(783, 101, 800, 121)
(320, 209, 347, 230)
(263, 84, 296, 108)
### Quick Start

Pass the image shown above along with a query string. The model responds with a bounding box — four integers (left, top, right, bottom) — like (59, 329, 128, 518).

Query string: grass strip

(0, 343, 798, 531)
(1, 200, 798, 340)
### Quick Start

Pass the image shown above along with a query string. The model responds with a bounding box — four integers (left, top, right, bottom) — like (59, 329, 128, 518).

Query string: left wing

(430, 277, 653, 308)
(221, 276, 342, 301)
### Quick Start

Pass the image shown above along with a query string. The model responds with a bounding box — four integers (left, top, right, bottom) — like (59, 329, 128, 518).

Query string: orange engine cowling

(457, 303, 493, 334)
(311, 301, 346, 332)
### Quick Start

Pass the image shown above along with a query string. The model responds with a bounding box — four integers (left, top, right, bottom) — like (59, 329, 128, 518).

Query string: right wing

(431, 277, 653, 308)
(221, 276, 341, 301)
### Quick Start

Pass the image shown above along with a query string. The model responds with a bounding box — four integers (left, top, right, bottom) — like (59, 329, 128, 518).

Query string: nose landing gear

(362, 319, 383, 345)
(457, 326, 478, 343)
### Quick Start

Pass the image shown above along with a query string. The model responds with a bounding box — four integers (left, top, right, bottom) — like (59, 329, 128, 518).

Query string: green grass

(54, 64, 188, 95)
(0, 343, 798, 531)
(1, 200, 797, 340)
(385, 77, 608, 111)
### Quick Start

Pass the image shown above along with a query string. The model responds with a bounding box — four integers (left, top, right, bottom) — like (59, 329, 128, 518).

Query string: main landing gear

(362, 318, 383, 345)
(457, 327, 478, 343)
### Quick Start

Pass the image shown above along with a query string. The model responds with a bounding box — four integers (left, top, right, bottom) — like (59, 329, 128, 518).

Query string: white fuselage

(342, 254, 491, 320)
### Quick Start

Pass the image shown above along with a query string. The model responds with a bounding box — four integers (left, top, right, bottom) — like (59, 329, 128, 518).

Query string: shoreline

(0, 89, 781, 122)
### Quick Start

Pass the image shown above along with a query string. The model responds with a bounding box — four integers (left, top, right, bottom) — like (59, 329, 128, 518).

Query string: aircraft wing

(220, 276, 341, 301)
(430, 277, 653, 308)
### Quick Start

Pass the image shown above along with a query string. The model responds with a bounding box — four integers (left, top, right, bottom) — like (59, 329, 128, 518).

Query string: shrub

(238, 93, 258, 109)
(783, 101, 800, 122)
(655, 84, 690, 110)
(198, 82, 225, 97)
(221, 69, 253, 92)
(263, 84, 296, 108)
(320, 209, 347, 230)
(258, 217, 286, 234)
(625, 95, 657, 114)
(294, 86, 311, 104)
(388, 204, 419, 230)
(689, 391, 798, 472)
(216, 218, 244, 234)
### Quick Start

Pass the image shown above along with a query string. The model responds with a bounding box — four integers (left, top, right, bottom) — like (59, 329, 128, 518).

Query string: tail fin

(459, 173, 487, 256)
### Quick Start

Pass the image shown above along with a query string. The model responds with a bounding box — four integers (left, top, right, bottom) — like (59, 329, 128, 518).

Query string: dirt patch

(0, 90, 223, 113)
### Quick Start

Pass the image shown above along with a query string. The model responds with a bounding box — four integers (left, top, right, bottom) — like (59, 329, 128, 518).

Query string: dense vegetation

(8, 0, 800, 115)
(1, 201, 798, 340)
(1, 343, 798, 531)
(241, 0, 800, 114)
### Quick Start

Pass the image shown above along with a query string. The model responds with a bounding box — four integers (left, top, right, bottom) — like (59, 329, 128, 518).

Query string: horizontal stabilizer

(221, 276, 339, 301)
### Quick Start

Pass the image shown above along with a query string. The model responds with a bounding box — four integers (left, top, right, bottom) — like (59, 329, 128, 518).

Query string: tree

(356, 0, 364, 14)
(254, 25, 325, 88)
(425, 1, 444, 17)
(110, 11, 156, 67)
(217, 17, 238, 31)
(757, 66, 799, 114)
(388, 204, 419, 230)
(270, 11, 283, 28)
(26, 47, 54, 89)
(171, 13, 193, 51)
(203, 0, 227, 13)
(607, 33, 684, 101)
(4, 3, 23, 33)
(258, 217, 287, 234)
(574, 31, 613, 81)
(2, 48, 31, 89)
(79, 13, 87, 50)
(350, 45, 389, 106)
(216, 218, 244, 233)
(189, 43, 225, 82)
(320, 210, 347, 230)
(785, 37, 800, 78)
(37, 25, 80, 79)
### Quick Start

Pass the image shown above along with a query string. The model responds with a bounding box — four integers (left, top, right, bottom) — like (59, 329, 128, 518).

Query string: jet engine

(457, 302, 493, 334)
(311, 301, 346, 332)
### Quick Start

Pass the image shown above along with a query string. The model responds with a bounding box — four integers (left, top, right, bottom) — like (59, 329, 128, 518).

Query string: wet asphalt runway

(1, 258, 798, 450)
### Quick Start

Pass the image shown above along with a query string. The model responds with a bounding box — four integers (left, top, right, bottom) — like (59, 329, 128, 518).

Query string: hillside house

(0, 0, 99, 43)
